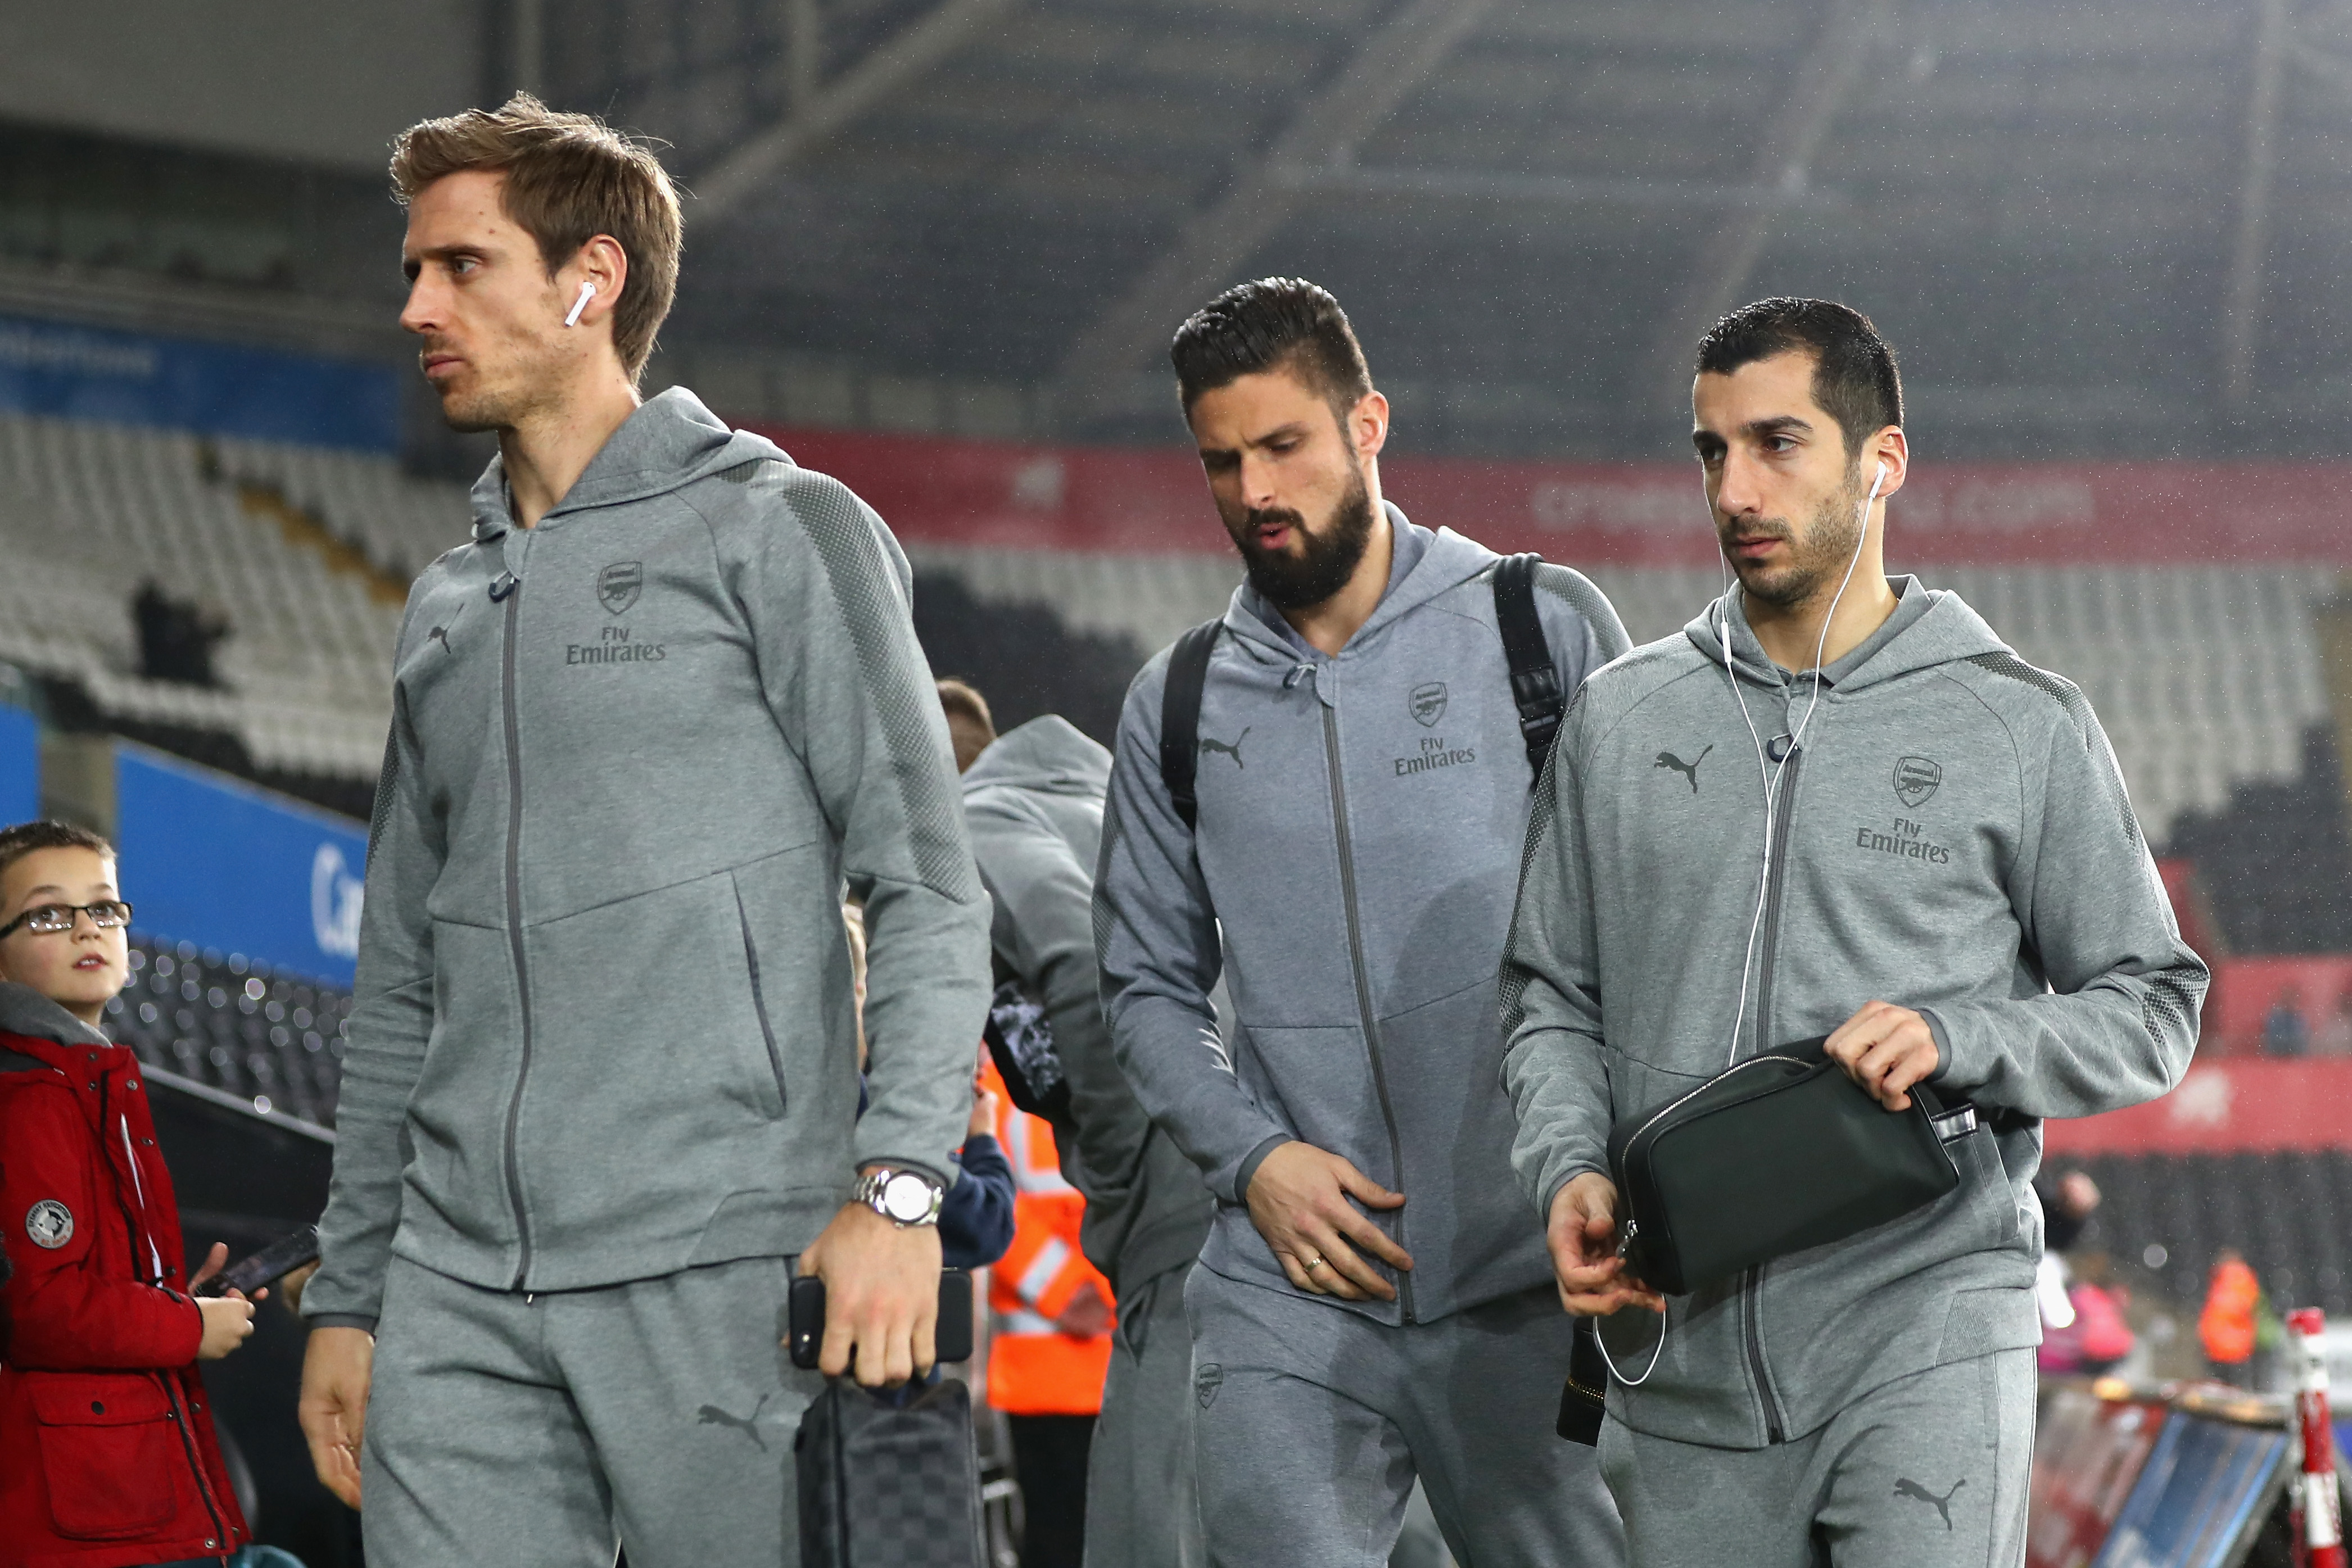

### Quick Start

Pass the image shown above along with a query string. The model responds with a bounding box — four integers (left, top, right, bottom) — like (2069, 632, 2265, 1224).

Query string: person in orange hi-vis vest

(2201, 1248, 2261, 1386)
(984, 1055, 1115, 1568)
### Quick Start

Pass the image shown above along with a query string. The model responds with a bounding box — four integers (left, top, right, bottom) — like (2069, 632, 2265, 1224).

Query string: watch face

(880, 1172, 933, 1222)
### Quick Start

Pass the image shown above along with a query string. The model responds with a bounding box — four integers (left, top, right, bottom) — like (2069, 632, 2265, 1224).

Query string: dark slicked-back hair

(0, 820, 113, 882)
(1170, 278, 1374, 422)
(1695, 298, 1903, 459)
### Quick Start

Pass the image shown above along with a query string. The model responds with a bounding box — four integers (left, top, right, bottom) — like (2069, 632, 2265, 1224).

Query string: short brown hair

(391, 93, 682, 380)
(1171, 277, 1374, 422)
(0, 820, 113, 882)
(936, 679, 996, 773)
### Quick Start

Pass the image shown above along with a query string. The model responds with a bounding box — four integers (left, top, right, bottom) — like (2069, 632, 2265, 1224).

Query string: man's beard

(1229, 466, 1378, 611)
(1724, 472, 1866, 611)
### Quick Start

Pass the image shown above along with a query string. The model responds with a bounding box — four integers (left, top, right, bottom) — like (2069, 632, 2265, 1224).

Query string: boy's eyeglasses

(0, 901, 134, 940)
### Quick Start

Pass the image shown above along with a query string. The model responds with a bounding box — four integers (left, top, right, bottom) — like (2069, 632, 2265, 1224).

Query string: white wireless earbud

(564, 279, 597, 328)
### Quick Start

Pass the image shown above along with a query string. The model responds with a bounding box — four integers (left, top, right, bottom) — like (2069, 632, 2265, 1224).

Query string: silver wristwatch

(854, 1166, 945, 1227)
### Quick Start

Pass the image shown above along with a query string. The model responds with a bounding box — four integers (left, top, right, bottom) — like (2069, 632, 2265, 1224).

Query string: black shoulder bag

(1607, 1035, 1976, 1299)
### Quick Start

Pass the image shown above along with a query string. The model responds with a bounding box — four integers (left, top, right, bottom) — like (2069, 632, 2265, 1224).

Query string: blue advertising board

(115, 746, 367, 986)
(2091, 1412, 2286, 1568)
(0, 312, 398, 452)
(0, 705, 35, 827)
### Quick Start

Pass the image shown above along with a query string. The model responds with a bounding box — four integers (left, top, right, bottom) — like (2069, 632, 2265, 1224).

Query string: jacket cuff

(1919, 1007, 1955, 1083)
(1231, 1134, 1292, 1207)
(1539, 1160, 1608, 1224)
(305, 1313, 380, 1334)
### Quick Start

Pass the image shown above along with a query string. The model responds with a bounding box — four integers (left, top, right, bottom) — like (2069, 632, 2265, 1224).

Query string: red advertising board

(750, 423, 2352, 568)
(2027, 1388, 2169, 1568)
(2043, 1059, 2352, 1156)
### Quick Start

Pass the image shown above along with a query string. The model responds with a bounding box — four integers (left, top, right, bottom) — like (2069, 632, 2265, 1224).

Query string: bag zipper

(1321, 701, 1413, 1322)
(498, 581, 539, 1288)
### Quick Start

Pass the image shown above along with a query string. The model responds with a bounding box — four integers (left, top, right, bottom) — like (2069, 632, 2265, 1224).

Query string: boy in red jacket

(0, 820, 257, 1567)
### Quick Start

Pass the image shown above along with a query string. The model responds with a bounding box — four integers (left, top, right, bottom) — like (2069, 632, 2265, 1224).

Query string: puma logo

(696, 1392, 774, 1451)
(427, 626, 452, 656)
(1199, 728, 1250, 768)
(1893, 1476, 1964, 1530)
(1654, 746, 1713, 793)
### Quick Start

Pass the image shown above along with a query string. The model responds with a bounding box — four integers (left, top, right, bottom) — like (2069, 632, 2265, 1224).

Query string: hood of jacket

(1682, 576, 2005, 695)
(0, 982, 109, 1054)
(1221, 507, 1503, 674)
(467, 387, 786, 542)
(962, 716, 1110, 802)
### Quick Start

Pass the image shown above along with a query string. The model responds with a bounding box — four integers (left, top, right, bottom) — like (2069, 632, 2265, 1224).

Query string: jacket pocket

(28, 1371, 179, 1539)
(733, 876, 789, 1117)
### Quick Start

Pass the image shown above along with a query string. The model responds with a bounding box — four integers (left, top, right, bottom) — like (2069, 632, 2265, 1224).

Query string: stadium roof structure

(512, 0, 2352, 459)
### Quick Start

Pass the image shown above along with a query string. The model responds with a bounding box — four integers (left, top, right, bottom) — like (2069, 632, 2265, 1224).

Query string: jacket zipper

(160, 1368, 230, 1550)
(102, 1073, 229, 1549)
(1320, 703, 1414, 1322)
(1742, 740, 1802, 1442)
(1749, 746, 1802, 1057)
(498, 583, 539, 1287)
(734, 882, 789, 1113)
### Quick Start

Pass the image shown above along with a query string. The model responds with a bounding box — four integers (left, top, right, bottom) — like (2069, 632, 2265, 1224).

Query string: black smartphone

(789, 1268, 974, 1371)
(195, 1224, 320, 1299)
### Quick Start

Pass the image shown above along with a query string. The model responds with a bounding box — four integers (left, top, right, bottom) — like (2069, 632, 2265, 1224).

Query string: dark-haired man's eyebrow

(1742, 415, 1815, 441)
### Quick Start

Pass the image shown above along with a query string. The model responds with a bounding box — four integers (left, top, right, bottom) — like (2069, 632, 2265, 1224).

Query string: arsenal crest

(598, 560, 643, 615)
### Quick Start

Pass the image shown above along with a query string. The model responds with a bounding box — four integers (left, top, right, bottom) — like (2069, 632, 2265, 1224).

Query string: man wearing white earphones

(297, 96, 990, 1566)
(1500, 298, 2206, 1565)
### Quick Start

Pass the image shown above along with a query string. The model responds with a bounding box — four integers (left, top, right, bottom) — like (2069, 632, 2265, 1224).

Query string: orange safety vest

(2200, 1258, 2260, 1365)
(982, 1058, 1115, 1416)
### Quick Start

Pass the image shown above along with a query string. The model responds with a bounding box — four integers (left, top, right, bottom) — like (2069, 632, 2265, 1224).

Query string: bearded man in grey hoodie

(1094, 278, 1630, 1567)
(295, 97, 989, 1567)
(1503, 298, 2206, 1566)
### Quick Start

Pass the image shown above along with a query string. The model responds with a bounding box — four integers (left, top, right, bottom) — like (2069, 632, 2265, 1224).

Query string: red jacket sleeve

(0, 1084, 202, 1371)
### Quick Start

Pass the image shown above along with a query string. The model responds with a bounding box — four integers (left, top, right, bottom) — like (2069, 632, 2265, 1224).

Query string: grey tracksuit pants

(1085, 1264, 1204, 1568)
(1184, 1267, 1625, 1568)
(1597, 1348, 2034, 1568)
(363, 1253, 821, 1567)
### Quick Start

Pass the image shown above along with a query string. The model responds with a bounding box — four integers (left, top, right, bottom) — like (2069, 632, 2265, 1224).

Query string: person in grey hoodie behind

(958, 692, 1214, 1568)
(1503, 298, 2206, 1566)
(296, 98, 989, 1567)
(1094, 278, 1630, 1568)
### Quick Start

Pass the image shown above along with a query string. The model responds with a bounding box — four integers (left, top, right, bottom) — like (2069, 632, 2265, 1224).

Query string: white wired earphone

(564, 279, 597, 327)
(1600, 456, 1887, 1392)
(1717, 456, 1888, 1071)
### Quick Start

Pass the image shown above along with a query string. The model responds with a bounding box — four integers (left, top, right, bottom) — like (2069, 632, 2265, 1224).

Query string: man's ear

(1867, 425, 1910, 501)
(1350, 390, 1390, 461)
(565, 234, 630, 329)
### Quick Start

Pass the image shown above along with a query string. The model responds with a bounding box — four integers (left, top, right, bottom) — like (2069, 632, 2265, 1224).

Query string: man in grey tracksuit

(963, 714, 1214, 1568)
(1503, 299, 2206, 1565)
(301, 99, 988, 1567)
(1095, 278, 1629, 1566)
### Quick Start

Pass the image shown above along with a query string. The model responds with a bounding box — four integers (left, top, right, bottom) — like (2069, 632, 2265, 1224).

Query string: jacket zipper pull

(490, 572, 520, 602)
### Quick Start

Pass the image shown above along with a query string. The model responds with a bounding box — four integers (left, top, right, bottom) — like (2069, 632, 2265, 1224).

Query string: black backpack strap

(1493, 552, 1564, 783)
(1158, 619, 1223, 830)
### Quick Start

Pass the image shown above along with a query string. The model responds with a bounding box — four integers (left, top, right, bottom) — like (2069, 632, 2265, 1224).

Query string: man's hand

(1546, 1172, 1664, 1318)
(299, 1325, 374, 1510)
(1053, 1280, 1114, 1339)
(797, 1198, 943, 1387)
(196, 1295, 256, 1359)
(1243, 1140, 1411, 1302)
(1824, 1000, 1941, 1111)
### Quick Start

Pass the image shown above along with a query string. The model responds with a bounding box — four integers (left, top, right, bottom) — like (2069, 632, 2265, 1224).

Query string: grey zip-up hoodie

(1094, 511, 1630, 1325)
(1502, 578, 2205, 1446)
(964, 715, 1213, 1296)
(304, 389, 990, 1328)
